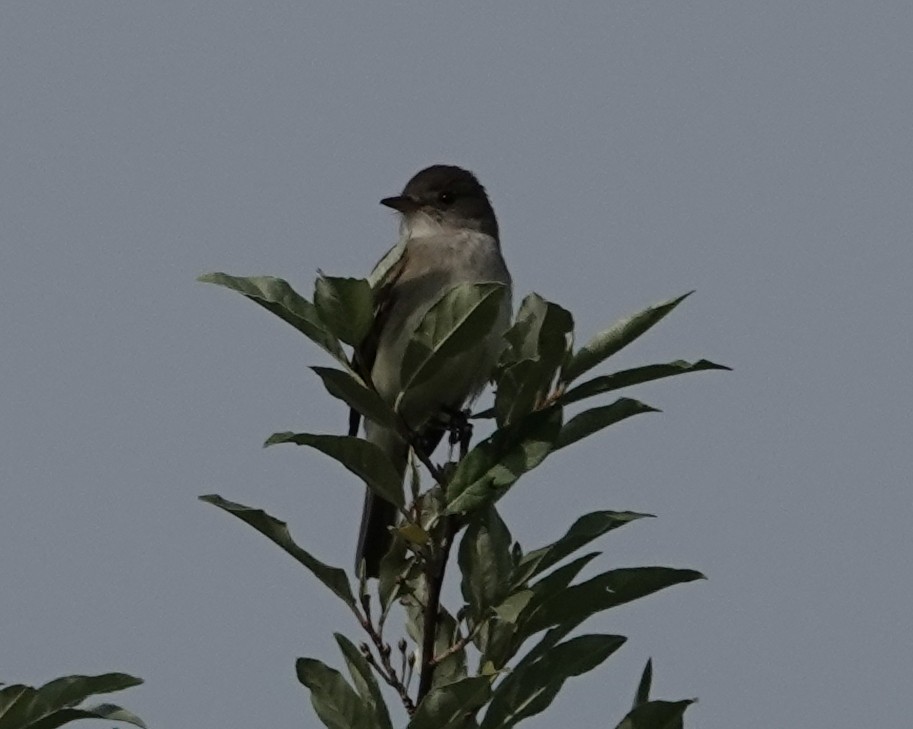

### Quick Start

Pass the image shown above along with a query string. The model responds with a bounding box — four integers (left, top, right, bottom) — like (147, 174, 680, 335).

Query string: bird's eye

(437, 191, 454, 205)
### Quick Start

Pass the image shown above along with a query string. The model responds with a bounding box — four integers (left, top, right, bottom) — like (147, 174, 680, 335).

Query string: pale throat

(402, 212, 485, 240)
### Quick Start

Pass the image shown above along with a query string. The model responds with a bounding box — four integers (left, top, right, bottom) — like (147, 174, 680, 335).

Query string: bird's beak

(380, 195, 420, 213)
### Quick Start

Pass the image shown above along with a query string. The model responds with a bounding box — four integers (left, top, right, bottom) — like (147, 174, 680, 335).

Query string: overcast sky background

(3, 3, 911, 728)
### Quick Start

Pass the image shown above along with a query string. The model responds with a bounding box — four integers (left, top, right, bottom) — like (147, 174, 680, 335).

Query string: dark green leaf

(446, 407, 562, 515)
(334, 634, 393, 729)
(514, 511, 653, 586)
(26, 704, 146, 729)
(478, 618, 519, 673)
(560, 359, 731, 406)
(501, 295, 573, 366)
(296, 658, 374, 729)
(459, 506, 514, 618)
(481, 634, 626, 729)
(562, 293, 693, 383)
(556, 398, 658, 450)
(519, 567, 704, 638)
(495, 296, 573, 426)
(34, 674, 142, 712)
(407, 676, 492, 729)
(314, 275, 374, 346)
(198, 272, 345, 363)
(494, 359, 545, 428)
(0, 675, 145, 729)
(615, 699, 695, 729)
(634, 658, 653, 708)
(311, 367, 398, 430)
(200, 495, 356, 610)
(377, 536, 410, 615)
(430, 609, 469, 689)
(264, 433, 404, 509)
(400, 282, 508, 398)
(492, 590, 534, 624)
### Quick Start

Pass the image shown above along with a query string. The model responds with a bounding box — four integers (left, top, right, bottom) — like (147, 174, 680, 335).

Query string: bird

(353, 165, 512, 578)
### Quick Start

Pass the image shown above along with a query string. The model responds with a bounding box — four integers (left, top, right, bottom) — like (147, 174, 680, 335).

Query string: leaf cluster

(0, 673, 144, 729)
(199, 268, 727, 728)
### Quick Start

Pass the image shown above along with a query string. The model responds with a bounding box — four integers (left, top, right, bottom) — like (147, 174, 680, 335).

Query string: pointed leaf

(481, 634, 626, 729)
(514, 511, 653, 586)
(615, 699, 695, 729)
(198, 273, 345, 362)
(264, 433, 404, 509)
(478, 618, 520, 672)
(459, 506, 514, 618)
(314, 275, 374, 346)
(519, 567, 704, 638)
(407, 676, 492, 729)
(633, 658, 653, 708)
(368, 241, 406, 289)
(400, 282, 508, 396)
(334, 634, 393, 729)
(495, 296, 573, 426)
(560, 359, 731, 406)
(296, 658, 374, 729)
(494, 359, 545, 428)
(27, 704, 146, 729)
(446, 407, 562, 515)
(562, 293, 693, 383)
(200, 495, 356, 610)
(430, 610, 469, 689)
(311, 367, 398, 430)
(35, 674, 142, 712)
(556, 398, 658, 450)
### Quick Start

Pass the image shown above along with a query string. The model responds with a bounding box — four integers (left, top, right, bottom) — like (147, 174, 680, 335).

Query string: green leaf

(514, 511, 653, 586)
(615, 699, 695, 729)
(314, 275, 374, 347)
(446, 407, 562, 515)
(24, 704, 146, 729)
(198, 272, 345, 363)
(368, 241, 406, 289)
(200, 495, 356, 610)
(493, 359, 545, 428)
(478, 618, 520, 673)
(459, 506, 514, 618)
(633, 658, 653, 708)
(311, 367, 398, 430)
(296, 658, 374, 729)
(264, 433, 404, 509)
(0, 675, 145, 729)
(334, 634, 392, 729)
(560, 359, 731, 406)
(32, 674, 141, 712)
(430, 609, 469, 689)
(495, 296, 573, 426)
(481, 634, 626, 729)
(562, 293, 693, 383)
(492, 590, 535, 624)
(400, 282, 508, 397)
(519, 567, 704, 638)
(556, 398, 658, 450)
(407, 676, 492, 729)
(501, 295, 573, 365)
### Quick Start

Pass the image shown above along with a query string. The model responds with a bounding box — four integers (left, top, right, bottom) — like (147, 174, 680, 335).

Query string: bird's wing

(348, 244, 410, 437)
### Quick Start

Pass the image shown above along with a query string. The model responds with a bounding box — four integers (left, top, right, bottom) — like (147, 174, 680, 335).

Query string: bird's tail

(355, 429, 408, 578)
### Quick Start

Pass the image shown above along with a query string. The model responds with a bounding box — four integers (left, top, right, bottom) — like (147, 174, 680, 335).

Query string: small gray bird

(354, 165, 512, 577)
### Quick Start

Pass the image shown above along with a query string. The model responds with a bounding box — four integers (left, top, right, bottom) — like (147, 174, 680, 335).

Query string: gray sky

(3, 3, 911, 728)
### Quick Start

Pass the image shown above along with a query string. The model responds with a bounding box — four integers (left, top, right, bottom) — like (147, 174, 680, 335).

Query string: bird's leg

(441, 406, 473, 460)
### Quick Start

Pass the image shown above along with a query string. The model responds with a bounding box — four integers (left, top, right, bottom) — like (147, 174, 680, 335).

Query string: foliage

(0, 673, 145, 729)
(200, 267, 727, 728)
